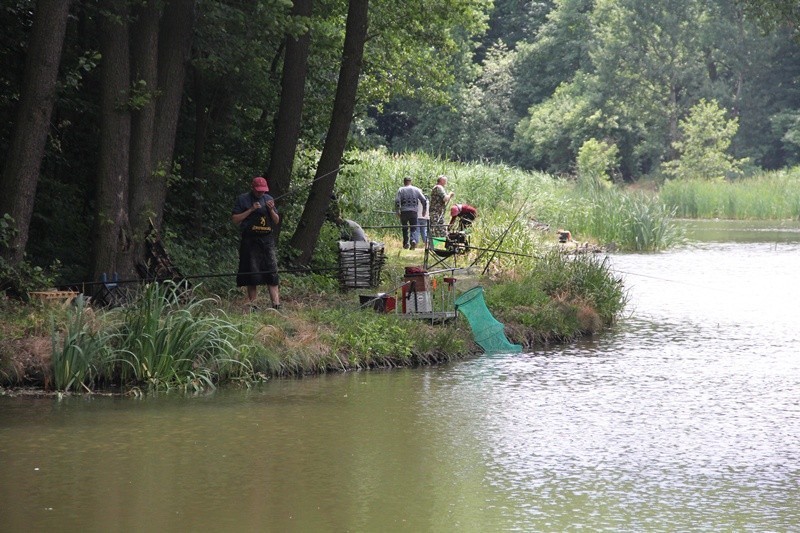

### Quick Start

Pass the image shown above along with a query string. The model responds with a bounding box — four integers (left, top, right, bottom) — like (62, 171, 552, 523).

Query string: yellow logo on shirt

(251, 216, 272, 233)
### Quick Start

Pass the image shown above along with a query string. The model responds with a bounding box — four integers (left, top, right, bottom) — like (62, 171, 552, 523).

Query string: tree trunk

(149, 0, 196, 231)
(128, 1, 162, 267)
(91, 0, 133, 283)
(267, 0, 313, 237)
(0, 0, 71, 265)
(288, 0, 368, 265)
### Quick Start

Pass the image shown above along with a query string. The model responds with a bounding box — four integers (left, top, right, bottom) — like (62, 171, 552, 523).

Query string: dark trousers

(399, 211, 419, 248)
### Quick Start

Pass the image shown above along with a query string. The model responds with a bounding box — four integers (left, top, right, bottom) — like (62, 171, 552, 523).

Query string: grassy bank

(2, 150, 642, 394)
(0, 247, 626, 393)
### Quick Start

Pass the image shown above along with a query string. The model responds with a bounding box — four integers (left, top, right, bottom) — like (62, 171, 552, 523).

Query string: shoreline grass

(659, 168, 800, 220)
(1, 248, 626, 394)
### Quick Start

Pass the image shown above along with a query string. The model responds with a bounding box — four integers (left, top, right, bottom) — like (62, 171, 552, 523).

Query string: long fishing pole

(271, 165, 342, 203)
(54, 167, 347, 291)
(54, 265, 343, 290)
(472, 198, 530, 275)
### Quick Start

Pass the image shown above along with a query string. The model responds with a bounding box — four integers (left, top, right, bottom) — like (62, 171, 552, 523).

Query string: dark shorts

(236, 233, 279, 287)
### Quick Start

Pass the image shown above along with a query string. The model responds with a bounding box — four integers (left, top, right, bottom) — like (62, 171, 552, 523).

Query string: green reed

(50, 295, 109, 391)
(660, 168, 800, 219)
(486, 251, 628, 342)
(340, 149, 678, 251)
(539, 186, 682, 251)
(337, 149, 555, 232)
(112, 281, 244, 391)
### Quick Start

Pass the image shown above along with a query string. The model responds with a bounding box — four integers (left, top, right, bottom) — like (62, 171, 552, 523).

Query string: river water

(2, 220, 799, 532)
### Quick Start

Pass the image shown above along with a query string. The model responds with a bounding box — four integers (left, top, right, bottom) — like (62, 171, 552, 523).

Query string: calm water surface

(2, 221, 799, 532)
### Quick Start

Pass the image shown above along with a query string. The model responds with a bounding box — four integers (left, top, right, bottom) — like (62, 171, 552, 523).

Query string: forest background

(1, 0, 798, 295)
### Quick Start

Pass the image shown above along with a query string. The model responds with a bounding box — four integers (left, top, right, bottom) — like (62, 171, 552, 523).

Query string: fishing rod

(465, 244, 545, 260)
(54, 265, 343, 290)
(471, 198, 530, 275)
(360, 224, 424, 231)
(270, 165, 343, 203)
(608, 267, 731, 292)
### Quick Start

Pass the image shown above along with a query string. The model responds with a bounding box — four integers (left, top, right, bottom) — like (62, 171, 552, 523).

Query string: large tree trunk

(266, 0, 313, 237)
(0, 0, 71, 265)
(91, 0, 133, 282)
(288, 0, 368, 265)
(128, 1, 162, 266)
(149, 0, 196, 231)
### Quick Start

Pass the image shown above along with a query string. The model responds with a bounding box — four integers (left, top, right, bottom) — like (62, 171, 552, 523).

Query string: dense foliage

(387, 0, 800, 178)
(1, 0, 799, 294)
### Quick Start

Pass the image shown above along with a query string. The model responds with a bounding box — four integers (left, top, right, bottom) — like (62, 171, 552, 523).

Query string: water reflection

(2, 229, 800, 531)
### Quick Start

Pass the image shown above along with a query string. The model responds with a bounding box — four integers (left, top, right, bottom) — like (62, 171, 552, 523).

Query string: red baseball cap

(252, 176, 269, 192)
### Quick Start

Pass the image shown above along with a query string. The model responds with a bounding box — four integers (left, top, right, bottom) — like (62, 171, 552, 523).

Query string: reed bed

(486, 251, 627, 343)
(336, 149, 556, 232)
(340, 149, 679, 251)
(542, 187, 684, 251)
(660, 168, 800, 219)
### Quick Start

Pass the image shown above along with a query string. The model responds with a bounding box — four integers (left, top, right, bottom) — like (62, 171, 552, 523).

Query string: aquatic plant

(342, 149, 678, 251)
(545, 187, 682, 251)
(111, 281, 243, 391)
(336, 149, 556, 232)
(50, 295, 108, 391)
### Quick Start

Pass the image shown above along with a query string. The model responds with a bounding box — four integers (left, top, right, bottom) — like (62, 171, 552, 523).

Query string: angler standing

(430, 174, 454, 240)
(395, 176, 427, 250)
(232, 176, 281, 310)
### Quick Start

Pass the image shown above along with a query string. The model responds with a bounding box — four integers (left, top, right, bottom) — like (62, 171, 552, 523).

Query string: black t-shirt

(232, 191, 276, 235)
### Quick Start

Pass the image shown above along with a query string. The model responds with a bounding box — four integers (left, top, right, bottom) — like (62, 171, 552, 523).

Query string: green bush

(1, 214, 59, 300)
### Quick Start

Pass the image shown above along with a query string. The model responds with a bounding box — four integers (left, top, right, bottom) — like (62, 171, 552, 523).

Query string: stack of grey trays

(338, 241, 385, 289)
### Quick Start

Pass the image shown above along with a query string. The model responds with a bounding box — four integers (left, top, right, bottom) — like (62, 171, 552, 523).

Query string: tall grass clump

(50, 295, 109, 391)
(336, 149, 557, 236)
(471, 204, 551, 273)
(543, 186, 682, 251)
(660, 168, 800, 219)
(338, 149, 681, 251)
(110, 281, 245, 391)
(487, 251, 627, 341)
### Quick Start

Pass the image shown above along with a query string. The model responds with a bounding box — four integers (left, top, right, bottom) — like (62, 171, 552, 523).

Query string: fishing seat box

(403, 267, 432, 293)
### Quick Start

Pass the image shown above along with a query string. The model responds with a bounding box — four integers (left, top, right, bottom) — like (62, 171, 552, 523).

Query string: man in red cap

(231, 176, 281, 310)
(448, 203, 478, 230)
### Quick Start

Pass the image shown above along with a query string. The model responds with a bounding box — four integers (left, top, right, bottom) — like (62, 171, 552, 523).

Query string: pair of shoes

(410, 241, 416, 250)
(403, 244, 409, 249)
(272, 303, 281, 310)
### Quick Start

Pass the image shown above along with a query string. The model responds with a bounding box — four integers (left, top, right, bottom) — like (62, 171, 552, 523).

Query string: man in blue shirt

(231, 176, 281, 309)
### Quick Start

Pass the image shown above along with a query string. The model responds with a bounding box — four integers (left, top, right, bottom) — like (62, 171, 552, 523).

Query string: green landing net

(454, 286, 522, 355)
